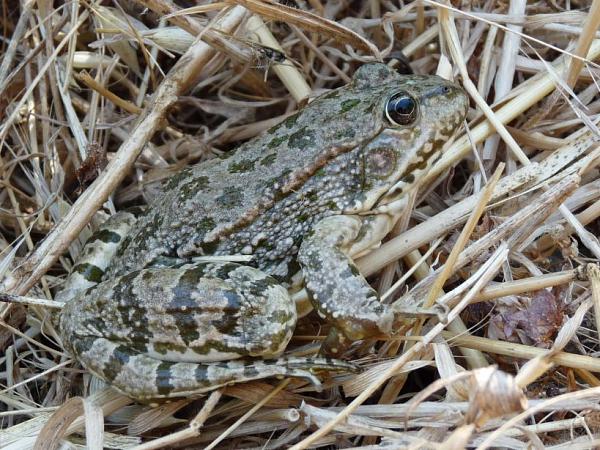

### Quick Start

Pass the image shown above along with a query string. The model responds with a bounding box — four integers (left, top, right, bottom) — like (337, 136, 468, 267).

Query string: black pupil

(386, 93, 416, 125)
(394, 97, 414, 114)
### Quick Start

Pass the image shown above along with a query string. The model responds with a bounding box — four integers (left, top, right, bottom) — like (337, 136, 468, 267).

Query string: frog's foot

(55, 211, 138, 303)
(67, 336, 355, 401)
(298, 216, 394, 356)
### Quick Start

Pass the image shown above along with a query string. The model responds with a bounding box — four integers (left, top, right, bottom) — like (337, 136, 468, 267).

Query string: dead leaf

(488, 288, 566, 348)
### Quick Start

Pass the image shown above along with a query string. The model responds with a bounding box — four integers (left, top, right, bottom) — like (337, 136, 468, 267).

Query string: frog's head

(345, 64, 468, 213)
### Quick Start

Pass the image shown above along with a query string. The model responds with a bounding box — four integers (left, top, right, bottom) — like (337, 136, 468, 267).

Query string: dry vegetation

(1, 0, 600, 448)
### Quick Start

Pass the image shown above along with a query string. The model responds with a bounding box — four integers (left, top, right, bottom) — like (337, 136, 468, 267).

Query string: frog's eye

(385, 92, 417, 126)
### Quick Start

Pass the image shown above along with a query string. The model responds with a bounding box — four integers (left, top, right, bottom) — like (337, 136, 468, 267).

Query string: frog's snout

(452, 84, 469, 123)
(441, 81, 468, 125)
(416, 78, 468, 138)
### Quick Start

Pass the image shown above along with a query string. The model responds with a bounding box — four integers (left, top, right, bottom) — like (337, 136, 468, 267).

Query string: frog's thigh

(61, 263, 297, 363)
(60, 263, 310, 400)
(298, 215, 394, 341)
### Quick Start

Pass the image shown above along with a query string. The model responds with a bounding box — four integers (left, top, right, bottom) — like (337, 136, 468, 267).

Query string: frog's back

(108, 67, 401, 276)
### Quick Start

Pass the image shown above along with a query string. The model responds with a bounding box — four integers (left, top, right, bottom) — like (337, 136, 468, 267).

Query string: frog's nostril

(434, 85, 452, 97)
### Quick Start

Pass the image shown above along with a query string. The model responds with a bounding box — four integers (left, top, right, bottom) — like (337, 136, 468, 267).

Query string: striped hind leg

(56, 211, 138, 302)
(68, 336, 356, 402)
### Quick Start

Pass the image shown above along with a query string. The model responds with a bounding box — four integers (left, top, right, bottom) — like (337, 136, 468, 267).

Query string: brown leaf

(76, 143, 108, 191)
(488, 288, 566, 348)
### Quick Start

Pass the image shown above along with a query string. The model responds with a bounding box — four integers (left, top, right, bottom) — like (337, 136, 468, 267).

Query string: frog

(58, 63, 468, 402)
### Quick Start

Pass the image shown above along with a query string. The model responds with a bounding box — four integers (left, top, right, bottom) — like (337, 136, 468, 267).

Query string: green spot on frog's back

(218, 151, 234, 160)
(267, 135, 287, 149)
(288, 128, 314, 149)
(163, 167, 194, 191)
(266, 115, 297, 135)
(340, 99, 360, 113)
(228, 158, 257, 173)
(260, 153, 277, 166)
(284, 113, 300, 128)
(307, 192, 319, 202)
(178, 175, 210, 199)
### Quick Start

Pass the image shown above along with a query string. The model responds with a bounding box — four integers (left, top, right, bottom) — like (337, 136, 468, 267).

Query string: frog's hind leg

(67, 336, 354, 401)
(60, 262, 357, 401)
(56, 211, 138, 302)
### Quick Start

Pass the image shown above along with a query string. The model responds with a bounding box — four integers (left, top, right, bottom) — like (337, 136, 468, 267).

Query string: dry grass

(0, 0, 600, 448)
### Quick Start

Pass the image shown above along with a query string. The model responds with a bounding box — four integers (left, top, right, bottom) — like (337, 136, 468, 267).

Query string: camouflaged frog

(58, 64, 468, 402)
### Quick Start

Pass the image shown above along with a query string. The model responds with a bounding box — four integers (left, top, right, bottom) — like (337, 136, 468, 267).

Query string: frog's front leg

(298, 215, 394, 355)
(60, 263, 354, 402)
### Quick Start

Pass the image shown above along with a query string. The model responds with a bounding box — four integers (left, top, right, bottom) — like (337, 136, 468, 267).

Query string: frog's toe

(242, 356, 359, 392)
(282, 356, 359, 373)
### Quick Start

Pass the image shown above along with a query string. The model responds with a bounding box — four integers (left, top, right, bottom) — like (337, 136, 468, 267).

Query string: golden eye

(385, 92, 417, 126)
(367, 148, 396, 178)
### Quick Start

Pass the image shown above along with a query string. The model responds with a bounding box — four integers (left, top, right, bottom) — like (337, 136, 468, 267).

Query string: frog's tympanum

(58, 64, 468, 402)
